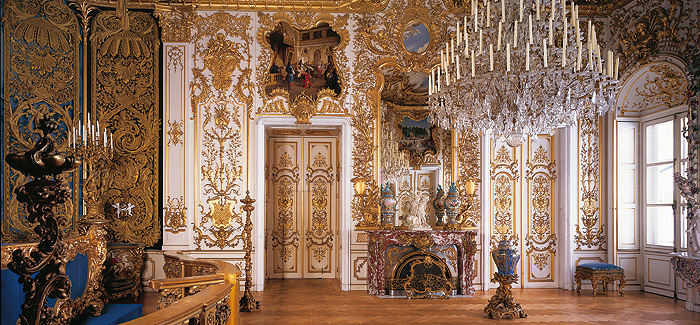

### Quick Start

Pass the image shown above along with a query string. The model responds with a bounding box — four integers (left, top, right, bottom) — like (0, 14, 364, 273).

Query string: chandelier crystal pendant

(381, 117, 410, 185)
(428, 0, 619, 147)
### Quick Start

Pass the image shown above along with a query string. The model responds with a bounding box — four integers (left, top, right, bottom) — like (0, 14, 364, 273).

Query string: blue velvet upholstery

(1, 253, 88, 325)
(81, 304, 142, 325)
(577, 263, 624, 272)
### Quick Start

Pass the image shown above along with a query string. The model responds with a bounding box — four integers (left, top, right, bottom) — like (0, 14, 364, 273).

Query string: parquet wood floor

(238, 279, 700, 324)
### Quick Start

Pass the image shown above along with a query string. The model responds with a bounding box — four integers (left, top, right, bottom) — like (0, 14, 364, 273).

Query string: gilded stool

(575, 263, 625, 296)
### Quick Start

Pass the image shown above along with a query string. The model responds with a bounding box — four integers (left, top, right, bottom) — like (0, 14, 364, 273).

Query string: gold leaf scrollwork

(167, 120, 184, 146)
(3, 0, 80, 242)
(164, 196, 187, 234)
(92, 4, 161, 246)
(190, 12, 253, 250)
(524, 141, 557, 274)
(636, 64, 689, 109)
(575, 118, 606, 250)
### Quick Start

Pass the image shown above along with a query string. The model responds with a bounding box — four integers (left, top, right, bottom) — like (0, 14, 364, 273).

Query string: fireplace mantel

(366, 229, 478, 296)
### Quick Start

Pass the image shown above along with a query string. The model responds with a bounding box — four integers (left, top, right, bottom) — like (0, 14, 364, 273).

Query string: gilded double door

(266, 135, 338, 278)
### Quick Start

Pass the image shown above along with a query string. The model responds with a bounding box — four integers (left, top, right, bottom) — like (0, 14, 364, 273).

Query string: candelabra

(67, 114, 115, 229)
(428, 0, 619, 147)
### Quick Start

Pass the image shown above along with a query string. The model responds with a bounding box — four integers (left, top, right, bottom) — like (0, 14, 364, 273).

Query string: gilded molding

(2, 0, 80, 242)
(456, 131, 481, 228)
(155, 10, 193, 43)
(636, 64, 689, 109)
(166, 45, 185, 71)
(167, 120, 184, 146)
(524, 141, 557, 276)
(490, 144, 519, 247)
(164, 196, 187, 234)
(256, 12, 350, 118)
(611, 0, 699, 80)
(575, 118, 606, 250)
(91, 4, 161, 246)
(189, 11, 253, 250)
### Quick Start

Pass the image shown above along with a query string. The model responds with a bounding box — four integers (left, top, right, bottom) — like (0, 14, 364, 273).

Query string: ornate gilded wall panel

(256, 12, 350, 120)
(610, 0, 699, 82)
(524, 137, 557, 282)
(490, 144, 519, 247)
(352, 0, 457, 228)
(2, 0, 80, 242)
(304, 139, 337, 277)
(575, 118, 606, 250)
(269, 140, 302, 276)
(456, 130, 481, 228)
(91, 5, 161, 246)
(188, 12, 254, 250)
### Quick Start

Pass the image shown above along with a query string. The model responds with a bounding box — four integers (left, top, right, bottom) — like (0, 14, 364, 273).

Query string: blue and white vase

(433, 185, 446, 226)
(379, 183, 397, 227)
(491, 239, 520, 275)
(444, 182, 461, 227)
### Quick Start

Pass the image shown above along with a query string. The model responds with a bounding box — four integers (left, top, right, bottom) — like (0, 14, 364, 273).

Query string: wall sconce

(464, 178, 477, 196)
(353, 177, 366, 196)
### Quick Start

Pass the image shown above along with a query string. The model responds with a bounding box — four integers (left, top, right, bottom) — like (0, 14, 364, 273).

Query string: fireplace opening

(387, 251, 457, 298)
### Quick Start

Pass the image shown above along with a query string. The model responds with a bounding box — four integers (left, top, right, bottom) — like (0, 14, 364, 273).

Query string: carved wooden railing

(0, 226, 107, 324)
(124, 251, 240, 325)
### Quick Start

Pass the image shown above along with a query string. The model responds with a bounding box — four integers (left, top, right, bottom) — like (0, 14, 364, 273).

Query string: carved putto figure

(404, 192, 431, 231)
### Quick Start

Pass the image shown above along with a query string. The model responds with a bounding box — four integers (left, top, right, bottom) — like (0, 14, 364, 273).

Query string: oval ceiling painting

(403, 22, 430, 54)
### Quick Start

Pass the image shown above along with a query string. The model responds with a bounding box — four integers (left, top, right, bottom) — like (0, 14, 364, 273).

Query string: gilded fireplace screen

(386, 250, 459, 298)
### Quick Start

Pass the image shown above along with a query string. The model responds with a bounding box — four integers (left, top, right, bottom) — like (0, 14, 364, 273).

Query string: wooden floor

(238, 279, 700, 324)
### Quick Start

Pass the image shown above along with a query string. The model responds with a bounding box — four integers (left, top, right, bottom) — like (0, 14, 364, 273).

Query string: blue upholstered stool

(575, 263, 625, 296)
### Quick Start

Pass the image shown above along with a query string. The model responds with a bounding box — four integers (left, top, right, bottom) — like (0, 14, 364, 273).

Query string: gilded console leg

(602, 281, 608, 292)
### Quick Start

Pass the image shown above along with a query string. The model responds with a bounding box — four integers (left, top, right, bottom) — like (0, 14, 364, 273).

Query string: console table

(671, 253, 700, 312)
(367, 230, 477, 297)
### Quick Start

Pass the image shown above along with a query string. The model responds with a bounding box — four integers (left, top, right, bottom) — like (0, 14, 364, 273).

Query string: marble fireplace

(367, 230, 477, 297)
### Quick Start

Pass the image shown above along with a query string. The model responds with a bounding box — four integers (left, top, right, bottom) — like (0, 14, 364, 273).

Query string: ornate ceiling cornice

(575, 0, 634, 17)
(82, 0, 388, 13)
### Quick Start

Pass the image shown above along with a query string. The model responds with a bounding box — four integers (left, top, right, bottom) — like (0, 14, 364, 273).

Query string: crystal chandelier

(428, 0, 619, 147)
(381, 112, 409, 185)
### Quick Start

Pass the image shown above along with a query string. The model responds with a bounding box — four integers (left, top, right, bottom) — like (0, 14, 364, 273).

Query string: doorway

(266, 129, 339, 279)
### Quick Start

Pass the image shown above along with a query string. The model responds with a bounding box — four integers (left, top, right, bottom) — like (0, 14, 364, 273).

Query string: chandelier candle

(428, 0, 619, 146)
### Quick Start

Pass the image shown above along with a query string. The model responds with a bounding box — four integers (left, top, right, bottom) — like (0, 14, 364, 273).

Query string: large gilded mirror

(264, 22, 342, 101)
(379, 65, 453, 227)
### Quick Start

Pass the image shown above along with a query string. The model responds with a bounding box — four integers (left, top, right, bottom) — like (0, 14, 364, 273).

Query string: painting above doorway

(265, 22, 341, 101)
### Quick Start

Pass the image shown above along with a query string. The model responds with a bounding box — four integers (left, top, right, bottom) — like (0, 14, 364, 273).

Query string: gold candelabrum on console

(66, 113, 114, 229)
(239, 191, 261, 312)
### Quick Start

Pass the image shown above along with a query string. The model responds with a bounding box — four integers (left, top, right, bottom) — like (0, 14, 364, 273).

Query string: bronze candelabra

(239, 191, 261, 311)
(5, 114, 81, 325)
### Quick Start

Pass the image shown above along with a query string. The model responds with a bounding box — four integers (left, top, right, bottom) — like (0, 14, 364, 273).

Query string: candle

(536, 0, 541, 20)
(513, 21, 518, 48)
(110, 132, 113, 149)
(103, 129, 107, 147)
(487, 1, 491, 27)
(549, 18, 553, 46)
(489, 44, 494, 71)
(457, 22, 461, 45)
(519, 0, 523, 22)
(465, 32, 469, 49)
(529, 15, 533, 44)
(506, 43, 511, 72)
(464, 20, 469, 42)
(543, 38, 548, 68)
(72, 127, 75, 148)
(615, 56, 620, 80)
(437, 67, 441, 91)
(588, 42, 593, 71)
(471, 49, 476, 77)
(526, 43, 530, 71)
(551, 0, 555, 20)
(497, 22, 502, 50)
(97, 120, 100, 135)
(588, 19, 592, 45)
(479, 29, 483, 54)
(577, 40, 582, 71)
(562, 19, 567, 67)
(451, 38, 455, 63)
(501, 0, 505, 23)
(456, 56, 461, 79)
(429, 69, 433, 95)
